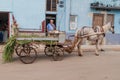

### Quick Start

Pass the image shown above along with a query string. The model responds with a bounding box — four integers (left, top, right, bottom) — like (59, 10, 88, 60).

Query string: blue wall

(0, 0, 120, 44)
(57, 0, 66, 31)
(58, 0, 120, 33)
(0, 0, 120, 33)
(0, 0, 46, 29)
(13, 0, 46, 29)
(58, 0, 94, 33)
(0, 0, 12, 11)
(91, 0, 120, 33)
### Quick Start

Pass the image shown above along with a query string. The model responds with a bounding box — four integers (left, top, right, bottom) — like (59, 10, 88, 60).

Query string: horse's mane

(103, 22, 111, 28)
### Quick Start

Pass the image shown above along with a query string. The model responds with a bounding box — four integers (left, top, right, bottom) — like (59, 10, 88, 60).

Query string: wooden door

(92, 13, 104, 28)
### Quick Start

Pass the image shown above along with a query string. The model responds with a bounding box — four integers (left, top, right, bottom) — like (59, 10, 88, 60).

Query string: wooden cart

(15, 31, 67, 64)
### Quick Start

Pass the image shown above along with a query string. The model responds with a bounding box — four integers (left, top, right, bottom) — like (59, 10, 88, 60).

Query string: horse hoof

(78, 54, 83, 56)
(68, 52, 72, 54)
(101, 49, 105, 51)
(95, 54, 99, 56)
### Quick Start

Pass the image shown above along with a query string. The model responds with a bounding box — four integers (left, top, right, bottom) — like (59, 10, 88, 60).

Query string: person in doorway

(47, 19, 56, 32)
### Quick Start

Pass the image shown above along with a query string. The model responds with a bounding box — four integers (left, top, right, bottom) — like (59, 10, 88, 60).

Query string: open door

(45, 14, 56, 36)
(0, 12, 9, 42)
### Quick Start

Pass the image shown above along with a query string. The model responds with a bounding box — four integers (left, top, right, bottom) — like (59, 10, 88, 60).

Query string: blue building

(0, 0, 120, 44)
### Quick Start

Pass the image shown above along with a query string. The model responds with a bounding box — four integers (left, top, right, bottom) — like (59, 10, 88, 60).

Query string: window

(46, 0, 58, 11)
(70, 15, 78, 30)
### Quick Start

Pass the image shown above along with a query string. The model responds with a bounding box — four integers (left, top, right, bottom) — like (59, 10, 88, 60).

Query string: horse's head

(110, 25, 115, 34)
(108, 22, 115, 34)
(103, 22, 115, 34)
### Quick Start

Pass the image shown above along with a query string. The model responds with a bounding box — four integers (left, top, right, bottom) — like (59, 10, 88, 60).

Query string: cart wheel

(15, 44, 30, 56)
(52, 46, 64, 61)
(15, 44, 23, 56)
(19, 47, 37, 64)
(44, 46, 54, 56)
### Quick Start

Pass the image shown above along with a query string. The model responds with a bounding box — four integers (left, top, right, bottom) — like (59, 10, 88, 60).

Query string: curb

(0, 45, 120, 54)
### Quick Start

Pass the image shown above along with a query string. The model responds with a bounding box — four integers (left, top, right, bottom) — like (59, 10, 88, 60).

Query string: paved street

(0, 45, 120, 80)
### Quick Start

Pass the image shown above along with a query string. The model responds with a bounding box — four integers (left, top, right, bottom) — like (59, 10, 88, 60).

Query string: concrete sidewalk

(82, 45, 120, 50)
(0, 45, 4, 53)
(0, 44, 120, 54)
(79, 45, 120, 52)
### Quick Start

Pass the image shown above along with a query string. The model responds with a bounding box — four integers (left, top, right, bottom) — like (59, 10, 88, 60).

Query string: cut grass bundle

(2, 36, 58, 63)
(16, 40, 32, 45)
(2, 36, 16, 62)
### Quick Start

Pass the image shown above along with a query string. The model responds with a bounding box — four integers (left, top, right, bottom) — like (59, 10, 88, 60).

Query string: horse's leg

(100, 37, 105, 51)
(95, 40, 99, 56)
(98, 36, 105, 51)
(77, 39, 83, 56)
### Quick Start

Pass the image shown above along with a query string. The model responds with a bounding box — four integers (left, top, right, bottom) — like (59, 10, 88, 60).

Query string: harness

(80, 26, 89, 36)
(76, 26, 90, 40)
(93, 26, 105, 37)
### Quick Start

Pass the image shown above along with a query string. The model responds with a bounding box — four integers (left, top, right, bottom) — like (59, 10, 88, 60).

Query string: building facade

(0, 0, 120, 44)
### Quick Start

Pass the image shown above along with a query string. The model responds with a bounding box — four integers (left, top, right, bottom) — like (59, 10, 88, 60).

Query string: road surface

(0, 48, 120, 80)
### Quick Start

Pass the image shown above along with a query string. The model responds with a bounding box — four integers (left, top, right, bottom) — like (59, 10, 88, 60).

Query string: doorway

(0, 12, 9, 42)
(45, 14, 56, 35)
(46, 14, 56, 26)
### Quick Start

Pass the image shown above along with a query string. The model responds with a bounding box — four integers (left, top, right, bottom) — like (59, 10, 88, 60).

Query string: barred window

(70, 15, 77, 30)
(46, 0, 58, 11)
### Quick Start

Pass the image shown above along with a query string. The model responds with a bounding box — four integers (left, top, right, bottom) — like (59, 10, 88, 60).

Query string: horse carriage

(14, 30, 73, 64)
(3, 22, 114, 64)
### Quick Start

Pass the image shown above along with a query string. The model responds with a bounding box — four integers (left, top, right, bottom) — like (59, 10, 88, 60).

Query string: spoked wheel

(15, 44, 22, 56)
(52, 46, 64, 61)
(15, 44, 30, 57)
(19, 47, 37, 64)
(44, 46, 54, 56)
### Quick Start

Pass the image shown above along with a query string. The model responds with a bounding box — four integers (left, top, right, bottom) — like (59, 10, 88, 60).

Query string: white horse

(72, 22, 114, 56)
